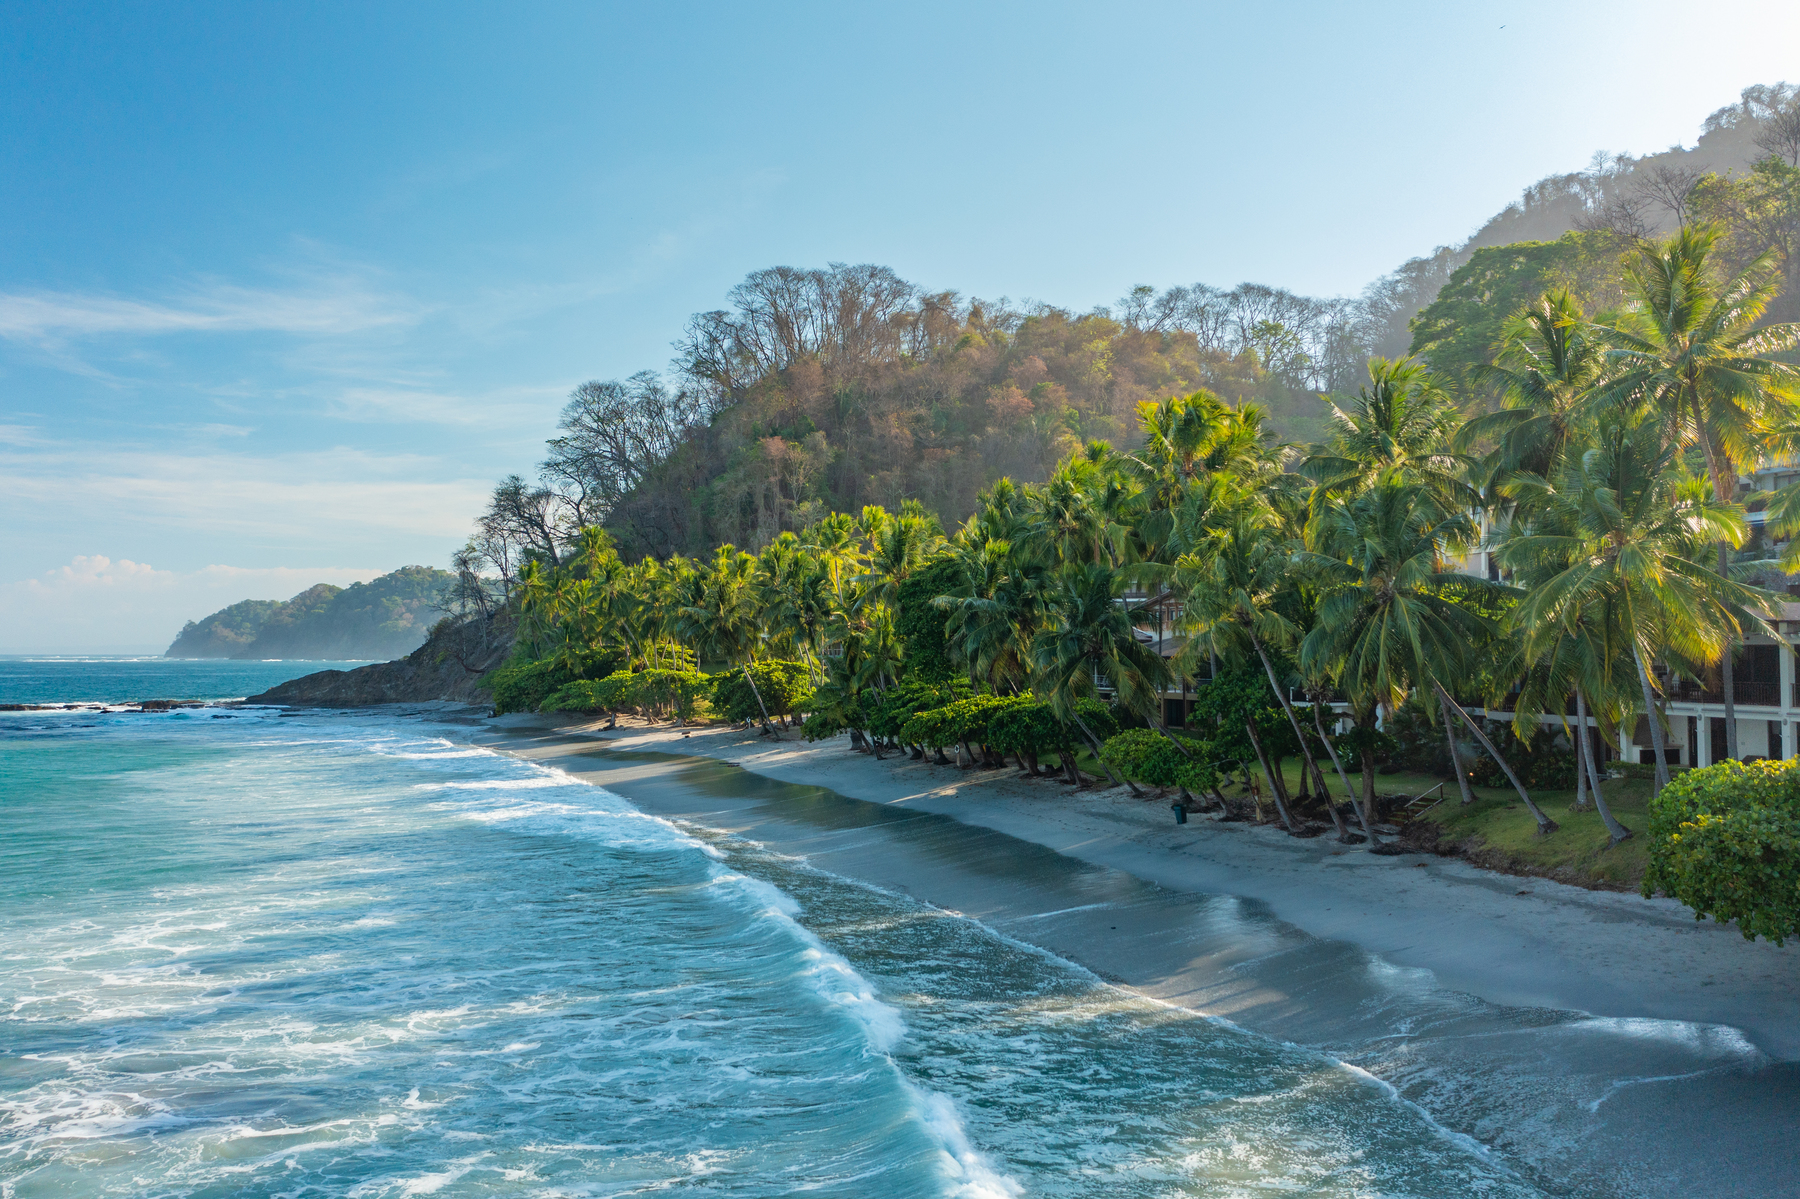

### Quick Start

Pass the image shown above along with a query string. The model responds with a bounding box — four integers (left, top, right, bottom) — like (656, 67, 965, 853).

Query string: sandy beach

(480, 714, 1800, 1060)
(440, 709, 1800, 1197)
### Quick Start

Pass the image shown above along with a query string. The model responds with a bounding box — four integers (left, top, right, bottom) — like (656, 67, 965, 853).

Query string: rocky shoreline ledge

(246, 613, 512, 707)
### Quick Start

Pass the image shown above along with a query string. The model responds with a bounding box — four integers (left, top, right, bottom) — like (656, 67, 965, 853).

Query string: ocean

(0, 656, 376, 706)
(0, 661, 1788, 1197)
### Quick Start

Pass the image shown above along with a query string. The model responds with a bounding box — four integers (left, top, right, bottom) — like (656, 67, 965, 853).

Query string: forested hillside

(167, 567, 453, 660)
(454, 82, 1800, 576)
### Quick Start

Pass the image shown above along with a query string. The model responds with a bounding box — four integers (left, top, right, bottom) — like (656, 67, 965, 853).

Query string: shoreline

(474, 713, 1800, 1062)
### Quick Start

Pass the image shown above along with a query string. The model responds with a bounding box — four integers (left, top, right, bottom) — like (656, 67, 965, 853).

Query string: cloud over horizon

(0, 555, 392, 654)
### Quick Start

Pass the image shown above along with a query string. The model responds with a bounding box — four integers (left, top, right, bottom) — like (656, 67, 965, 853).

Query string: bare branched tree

(1637, 164, 1704, 226)
(437, 541, 501, 618)
(676, 263, 919, 404)
(1755, 101, 1800, 166)
(541, 371, 707, 526)
(481, 474, 569, 571)
(1576, 192, 1655, 242)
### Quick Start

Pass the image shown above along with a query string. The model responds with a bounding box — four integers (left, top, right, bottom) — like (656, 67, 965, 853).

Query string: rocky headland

(245, 612, 513, 707)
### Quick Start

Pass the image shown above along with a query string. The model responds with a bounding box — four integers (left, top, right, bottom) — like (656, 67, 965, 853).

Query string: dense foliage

(543, 669, 712, 721)
(1644, 759, 1800, 943)
(712, 661, 814, 724)
(455, 118, 1800, 895)
(1099, 728, 1218, 792)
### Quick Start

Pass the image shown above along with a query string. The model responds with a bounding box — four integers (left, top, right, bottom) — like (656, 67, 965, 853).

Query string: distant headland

(166, 566, 453, 661)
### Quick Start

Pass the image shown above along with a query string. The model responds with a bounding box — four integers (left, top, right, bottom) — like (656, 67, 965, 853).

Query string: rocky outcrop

(245, 613, 514, 707)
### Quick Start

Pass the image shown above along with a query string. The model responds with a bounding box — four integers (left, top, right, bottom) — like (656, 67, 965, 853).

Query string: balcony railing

(1667, 679, 1784, 707)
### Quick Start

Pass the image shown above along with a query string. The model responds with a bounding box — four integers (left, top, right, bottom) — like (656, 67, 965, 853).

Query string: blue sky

(3, 0, 1797, 652)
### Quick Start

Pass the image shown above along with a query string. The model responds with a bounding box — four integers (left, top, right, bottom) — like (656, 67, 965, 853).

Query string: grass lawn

(1076, 748, 1653, 891)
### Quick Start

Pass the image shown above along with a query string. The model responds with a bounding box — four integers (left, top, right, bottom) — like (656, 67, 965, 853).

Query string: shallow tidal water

(1, 702, 1557, 1198)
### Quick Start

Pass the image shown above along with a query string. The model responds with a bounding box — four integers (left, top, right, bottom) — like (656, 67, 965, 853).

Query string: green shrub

(712, 660, 815, 724)
(1100, 728, 1216, 791)
(1469, 725, 1576, 790)
(979, 697, 1116, 760)
(1643, 758, 1800, 944)
(480, 650, 625, 714)
(985, 700, 1066, 758)
(801, 689, 866, 741)
(869, 677, 972, 740)
(899, 694, 1025, 749)
(1072, 699, 1119, 745)
(481, 658, 574, 714)
(1336, 725, 1396, 774)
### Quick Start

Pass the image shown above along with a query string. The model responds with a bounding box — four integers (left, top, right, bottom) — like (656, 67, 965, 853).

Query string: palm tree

(1170, 493, 1319, 833)
(856, 505, 944, 607)
(938, 533, 1043, 692)
(1588, 224, 1800, 758)
(1301, 481, 1557, 833)
(676, 546, 780, 736)
(1303, 357, 1480, 519)
(1462, 289, 1610, 482)
(1499, 418, 1781, 796)
(1031, 561, 1169, 794)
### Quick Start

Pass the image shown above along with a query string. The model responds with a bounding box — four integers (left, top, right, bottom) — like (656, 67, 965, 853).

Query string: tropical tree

(1588, 224, 1800, 758)
(1171, 494, 1332, 836)
(1462, 288, 1611, 481)
(1030, 561, 1170, 793)
(1499, 419, 1781, 797)
(1300, 481, 1556, 833)
(676, 546, 780, 735)
(1303, 357, 1480, 518)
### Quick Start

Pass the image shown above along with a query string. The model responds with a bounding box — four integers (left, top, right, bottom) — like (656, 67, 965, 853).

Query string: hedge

(981, 698, 1117, 759)
(1643, 758, 1800, 944)
(541, 669, 711, 721)
(899, 694, 1026, 750)
(481, 650, 625, 714)
(869, 678, 972, 741)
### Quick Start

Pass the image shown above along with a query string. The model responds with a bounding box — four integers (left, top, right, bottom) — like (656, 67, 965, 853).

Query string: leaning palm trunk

(1442, 702, 1475, 806)
(1241, 717, 1295, 831)
(1252, 641, 1349, 840)
(1577, 690, 1633, 844)
(740, 663, 780, 740)
(1584, 702, 1612, 802)
(1072, 712, 1142, 796)
(1433, 683, 1558, 834)
(1306, 742, 1351, 840)
(1716, 542, 1739, 761)
(1573, 692, 1590, 811)
(1310, 701, 1379, 846)
(1628, 641, 1673, 792)
(1356, 709, 1379, 827)
(1581, 711, 1608, 804)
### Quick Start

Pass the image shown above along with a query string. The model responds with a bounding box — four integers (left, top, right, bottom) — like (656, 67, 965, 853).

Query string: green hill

(167, 567, 453, 661)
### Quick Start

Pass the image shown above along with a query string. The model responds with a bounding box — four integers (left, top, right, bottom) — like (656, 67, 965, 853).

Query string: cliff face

(245, 612, 514, 707)
(168, 567, 454, 660)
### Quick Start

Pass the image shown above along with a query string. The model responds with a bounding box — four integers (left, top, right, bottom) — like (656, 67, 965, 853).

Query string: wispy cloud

(0, 275, 424, 346)
(324, 382, 568, 426)
(0, 442, 491, 542)
(0, 556, 391, 653)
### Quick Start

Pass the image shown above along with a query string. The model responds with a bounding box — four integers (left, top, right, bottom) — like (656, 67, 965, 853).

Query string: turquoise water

(0, 657, 375, 705)
(0, 701, 1549, 1196)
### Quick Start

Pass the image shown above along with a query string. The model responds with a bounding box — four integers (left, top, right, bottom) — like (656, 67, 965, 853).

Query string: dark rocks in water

(246, 613, 514, 708)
